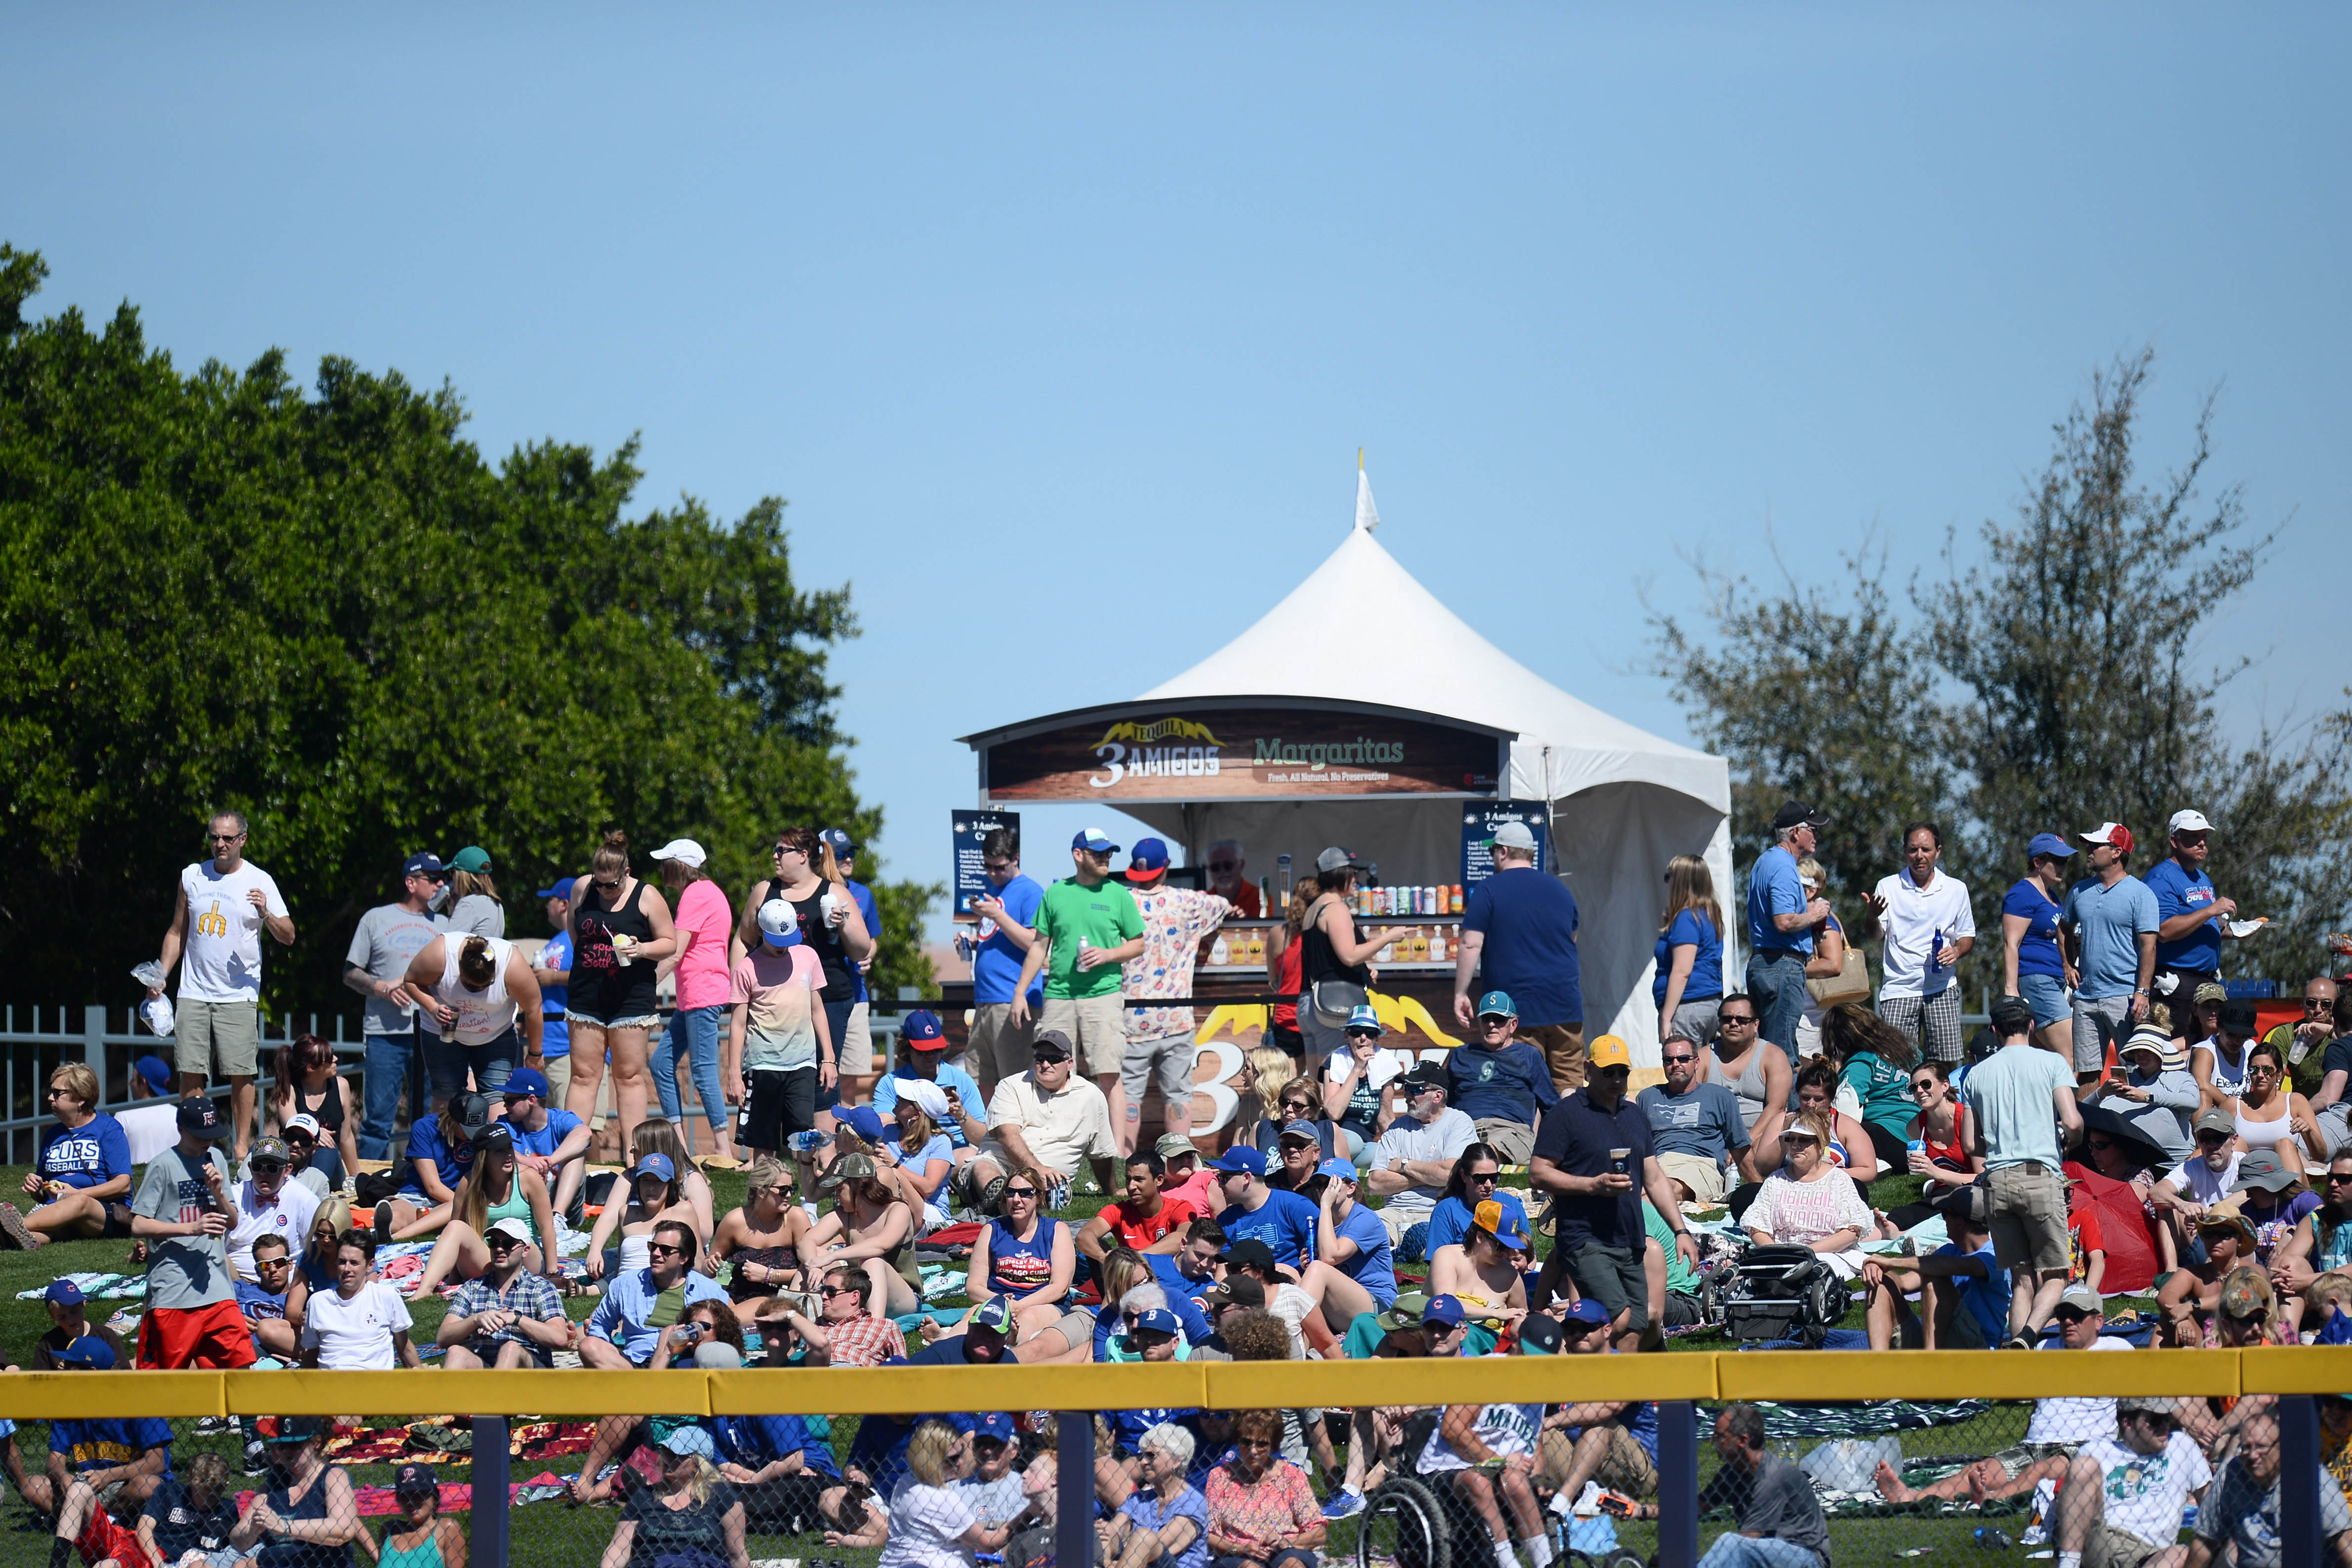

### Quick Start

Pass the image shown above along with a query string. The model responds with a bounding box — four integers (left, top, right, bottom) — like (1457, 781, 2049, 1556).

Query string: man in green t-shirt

(1011, 828, 1146, 1132)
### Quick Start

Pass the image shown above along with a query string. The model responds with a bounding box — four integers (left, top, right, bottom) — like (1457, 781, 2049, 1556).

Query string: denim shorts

(2018, 973, 2071, 1028)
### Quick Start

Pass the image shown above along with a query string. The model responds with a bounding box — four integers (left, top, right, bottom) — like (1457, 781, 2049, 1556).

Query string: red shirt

(1107, 1194, 1202, 1252)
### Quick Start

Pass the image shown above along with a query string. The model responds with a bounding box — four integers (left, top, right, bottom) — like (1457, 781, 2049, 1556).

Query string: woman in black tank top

(1297, 854, 1413, 1062)
(564, 833, 678, 1160)
(271, 1032, 357, 1184)
(733, 827, 875, 1102)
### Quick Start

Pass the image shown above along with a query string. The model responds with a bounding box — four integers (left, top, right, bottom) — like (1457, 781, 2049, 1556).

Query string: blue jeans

(1698, 1534, 1823, 1568)
(1746, 950, 1811, 1054)
(427, 1025, 518, 1102)
(359, 1025, 435, 1161)
(654, 1005, 728, 1132)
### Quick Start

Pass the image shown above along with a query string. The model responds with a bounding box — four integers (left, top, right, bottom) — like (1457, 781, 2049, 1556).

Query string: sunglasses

(1910, 1081, 1940, 1096)
(1207, 861, 1239, 873)
(1661, 1053, 1695, 1065)
(2088, 1137, 2117, 1151)
(1468, 1171, 1499, 1184)
(1281, 1100, 1313, 1114)
(821, 1283, 859, 1297)
(1004, 1186, 1039, 1200)
(1720, 1015, 1756, 1027)
(488, 1235, 523, 1251)
(647, 1242, 687, 1257)
(2328, 1171, 2352, 1185)
(593, 877, 620, 890)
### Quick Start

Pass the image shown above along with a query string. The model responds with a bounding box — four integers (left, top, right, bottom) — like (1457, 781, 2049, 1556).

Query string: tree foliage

(1652, 349, 2352, 995)
(0, 243, 940, 1016)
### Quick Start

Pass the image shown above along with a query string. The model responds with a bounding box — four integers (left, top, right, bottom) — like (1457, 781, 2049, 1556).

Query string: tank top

(572, 879, 656, 1018)
(483, 1174, 533, 1233)
(294, 1077, 345, 1136)
(258, 1466, 351, 1568)
(2235, 1099, 2293, 1149)
(726, 1243, 800, 1302)
(1919, 1105, 1970, 1171)
(1300, 898, 1368, 989)
(2205, 1040, 2250, 1098)
(1703, 1043, 1773, 1131)
(433, 936, 520, 1045)
(618, 1232, 652, 1275)
(1271, 936, 1304, 1030)
(376, 1531, 444, 1568)
(987, 1214, 1061, 1299)
(778, 882, 856, 1004)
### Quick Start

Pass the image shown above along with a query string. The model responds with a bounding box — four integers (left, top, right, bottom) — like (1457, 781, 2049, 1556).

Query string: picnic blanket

(322, 1420, 596, 1466)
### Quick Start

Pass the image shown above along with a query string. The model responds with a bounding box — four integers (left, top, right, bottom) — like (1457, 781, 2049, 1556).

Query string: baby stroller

(1715, 1242, 1846, 1348)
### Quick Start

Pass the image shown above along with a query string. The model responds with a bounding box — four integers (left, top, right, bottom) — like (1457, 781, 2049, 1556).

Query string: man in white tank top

(400, 933, 544, 1101)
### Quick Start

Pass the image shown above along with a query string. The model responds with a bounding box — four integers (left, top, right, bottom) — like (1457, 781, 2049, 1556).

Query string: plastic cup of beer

(1609, 1147, 1631, 1176)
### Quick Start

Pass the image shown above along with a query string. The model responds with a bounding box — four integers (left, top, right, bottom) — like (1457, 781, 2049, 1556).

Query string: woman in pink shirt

(653, 839, 739, 1161)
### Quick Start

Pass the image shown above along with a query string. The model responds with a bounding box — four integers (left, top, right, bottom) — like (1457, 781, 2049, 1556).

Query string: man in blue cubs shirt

(872, 1011, 986, 1150)
(376, 1091, 484, 1240)
(500, 1067, 589, 1219)
(2145, 809, 2248, 1042)
(33, 1337, 173, 1568)
(1209, 1148, 1317, 1273)
(712, 1405, 842, 1536)
(3, 1063, 133, 1250)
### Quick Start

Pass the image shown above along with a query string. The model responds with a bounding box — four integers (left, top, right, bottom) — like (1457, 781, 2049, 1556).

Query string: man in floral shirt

(1120, 839, 1231, 1157)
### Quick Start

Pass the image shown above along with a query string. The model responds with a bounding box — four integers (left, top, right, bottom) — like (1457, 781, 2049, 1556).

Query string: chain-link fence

(0, 1362, 2343, 1568)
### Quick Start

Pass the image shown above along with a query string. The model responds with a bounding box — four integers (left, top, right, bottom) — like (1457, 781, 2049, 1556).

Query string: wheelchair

(1356, 1469, 1649, 1568)
(1715, 1241, 1847, 1348)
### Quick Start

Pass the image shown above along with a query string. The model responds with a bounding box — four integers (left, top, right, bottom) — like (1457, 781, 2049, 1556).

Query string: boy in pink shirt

(728, 898, 835, 1161)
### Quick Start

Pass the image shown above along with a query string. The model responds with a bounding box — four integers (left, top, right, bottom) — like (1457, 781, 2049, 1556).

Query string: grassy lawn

(0, 1161, 2152, 1567)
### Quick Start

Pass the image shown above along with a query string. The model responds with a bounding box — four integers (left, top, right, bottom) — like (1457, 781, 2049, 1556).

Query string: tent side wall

(1548, 781, 1734, 1068)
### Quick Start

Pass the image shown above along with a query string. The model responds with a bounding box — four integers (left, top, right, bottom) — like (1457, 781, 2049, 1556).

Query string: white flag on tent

(1354, 467, 1381, 533)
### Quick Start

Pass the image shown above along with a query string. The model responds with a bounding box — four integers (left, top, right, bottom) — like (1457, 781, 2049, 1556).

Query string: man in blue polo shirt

(1745, 801, 1833, 1053)
(965, 828, 1046, 1098)
(1442, 992, 1558, 1166)
(1456, 821, 1587, 1094)
(2145, 809, 2247, 1045)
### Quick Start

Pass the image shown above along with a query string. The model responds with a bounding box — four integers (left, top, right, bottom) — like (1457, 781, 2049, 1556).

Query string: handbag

(1311, 979, 1369, 1028)
(1807, 946, 1870, 1006)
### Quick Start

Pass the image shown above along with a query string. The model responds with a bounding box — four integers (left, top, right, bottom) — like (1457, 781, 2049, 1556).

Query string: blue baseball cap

(958, 1411, 1017, 1442)
(1316, 1158, 1359, 1183)
(134, 1055, 175, 1096)
(1423, 1295, 1467, 1329)
(1072, 827, 1120, 855)
(630, 1151, 676, 1183)
(44, 1279, 85, 1307)
(55, 1335, 115, 1369)
(657, 1426, 716, 1461)
(1131, 1307, 1182, 1338)
(818, 828, 857, 860)
(1345, 1004, 1382, 1034)
(1127, 838, 1171, 880)
(2027, 832, 2076, 862)
(177, 1095, 227, 1139)
(536, 873, 588, 899)
(838, 1105, 887, 1145)
(1563, 1299, 1611, 1328)
(403, 852, 448, 879)
(502, 1066, 552, 1101)
(1210, 1146, 1266, 1177)
(1476, 990, 1516, 1020)
(902, 1009, 945, 1045)
(967, 1297, 1016, 1337)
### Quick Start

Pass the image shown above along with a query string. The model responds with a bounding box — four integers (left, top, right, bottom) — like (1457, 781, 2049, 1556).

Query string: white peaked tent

(1122, 468, 1735, 1065)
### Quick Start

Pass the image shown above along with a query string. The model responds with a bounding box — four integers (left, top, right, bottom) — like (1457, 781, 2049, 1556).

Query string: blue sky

(9, 6, 2346, 933)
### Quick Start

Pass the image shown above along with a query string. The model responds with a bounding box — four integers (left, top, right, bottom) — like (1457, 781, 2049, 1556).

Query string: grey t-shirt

(2195, 1453, 2350, 1567)
(1698, 1452, 1829, 1563)
(346, 902, 445, 1037)
(1637, 1082, 1749, 1166)
(446, 894, 505, 940)
(134, 1144, 237, 1310)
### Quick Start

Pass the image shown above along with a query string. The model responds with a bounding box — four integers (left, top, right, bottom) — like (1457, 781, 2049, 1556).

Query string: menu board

(1460, 800, 1551, 885)
(951, 809, 1018, 916)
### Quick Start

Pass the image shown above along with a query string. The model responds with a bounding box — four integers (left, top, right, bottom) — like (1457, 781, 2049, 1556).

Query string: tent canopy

(960, 469, 1734, 1062)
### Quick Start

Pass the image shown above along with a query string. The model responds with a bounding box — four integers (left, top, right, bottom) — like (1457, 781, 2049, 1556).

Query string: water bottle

(1927, 927, 1946, 979)
(789, 1129, 829, 1155)
(1972, 1525, 2012, 1549)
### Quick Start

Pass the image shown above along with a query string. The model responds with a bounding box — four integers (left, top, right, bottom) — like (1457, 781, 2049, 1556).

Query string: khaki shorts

(842, 1002, 873, 1076)
(177, 999, 261, 1080)
(1517, 1022, 1586, 1095)
(969, 1003, 1036, 1087)
(1656, 1151, 1727, 1206)
(1473, 1118, 1536, 1167)
(1041, 993, 1127, 1080)
(2084, 1520, 2162, 1568)
(1987, 1164, 2070, 1276)
(1539, 1424, 1656, 1496)
(1122, 1031, 1199, 1106)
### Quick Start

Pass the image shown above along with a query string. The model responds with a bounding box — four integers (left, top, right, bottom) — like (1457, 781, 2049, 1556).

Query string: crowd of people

(4, 801, 2350, 1568)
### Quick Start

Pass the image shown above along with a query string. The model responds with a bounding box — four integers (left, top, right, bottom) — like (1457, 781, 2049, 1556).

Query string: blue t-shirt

(1443, 1041, 1559, 1127)
(1092, 1283, 1215, 1359)
(1121, 1485, 1211, 1568)
(872, 1063, 985, 1148)
(2143, 857, 2222, 973)
(972, 874, 1046, 1007)
(1461, 869, 1583, 1027)
(1937, 1238, 2011, 1346)
(538, 928, 572, 1016)
(1143, 1253, 1217, 1316)
(236, 1276, 291, 1328)
(52, 1417, 173, 1476)
(400, 1113, 476, 1197)
(2062, 874, 2161, 1000)
(1635, 1081, 1747, 1165)
(39, 1115, 131, 1190)
(1218, 1188, 1320, 1270)
(1746, 844, 1813, 957)
(711, 1414, 840, 1479)
(1652, 910, 1725, 1005)
(1427, 1191, 1528, 1257)
(846, 880, 880, 1002)
(2002, 879, 2065, 980)
(1332, 1200, 1397, 1308)
(509, 1106, 583, 1160)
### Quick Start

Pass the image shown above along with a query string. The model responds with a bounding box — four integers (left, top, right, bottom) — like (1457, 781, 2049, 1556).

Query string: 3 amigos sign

(980, 706, 1505, 801)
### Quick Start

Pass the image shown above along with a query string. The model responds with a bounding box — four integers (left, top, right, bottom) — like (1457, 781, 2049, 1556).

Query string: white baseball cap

(487, 1216, 534, 1245)
(2168, 810, 2213, 836)
(757, 898, 801, 946)
(1488, 820, 1538, 852)
(652, 838, 707, 868)
(899, 1079, 951, 1122)
(284, 1112, 323, 1141)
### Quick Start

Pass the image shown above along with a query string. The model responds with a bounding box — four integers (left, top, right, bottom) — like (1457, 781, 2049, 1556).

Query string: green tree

(0, 242, 940, 1021)
(1651, 348, 2352, 1000)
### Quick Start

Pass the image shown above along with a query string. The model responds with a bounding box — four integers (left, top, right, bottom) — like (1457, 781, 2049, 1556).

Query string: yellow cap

(1588, 1035, 1632, 1071)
